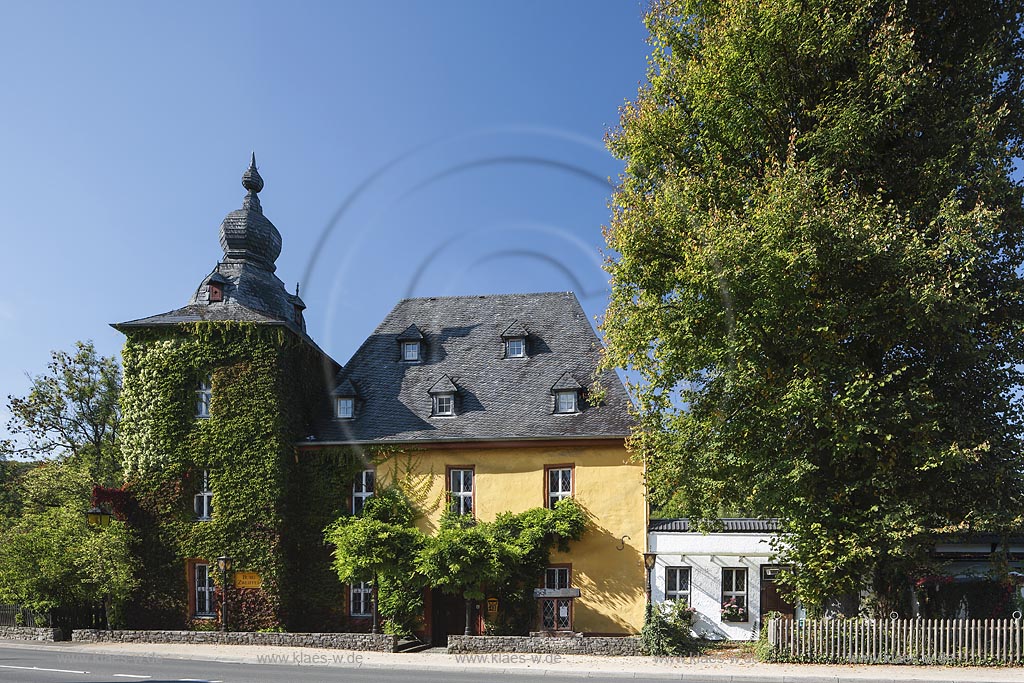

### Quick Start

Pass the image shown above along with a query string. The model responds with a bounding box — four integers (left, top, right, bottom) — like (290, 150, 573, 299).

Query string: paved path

(0, 640, 1022, 682)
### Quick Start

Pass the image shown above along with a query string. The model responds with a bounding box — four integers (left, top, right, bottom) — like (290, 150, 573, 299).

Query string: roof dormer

(331, 378, 359, 419)
(205, 271, 229, 303)
(501, 320, 529, 358)
(551, 371, 583, 414)
(428, 374, 458, 417)
(397, 324, 425, 362)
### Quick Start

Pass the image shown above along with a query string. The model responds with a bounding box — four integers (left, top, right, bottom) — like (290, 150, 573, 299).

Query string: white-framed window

(402, 341, 420, 361)
(542, 566, 572, 630)
(555, 390, 578, 414)
(505, 338, 525, 358)
(433, 393, 454, 416)
(666, 566, 692, 602)
(722, 567, 748, 620)
(194, 563, 215, 616)
(546, 467, 572, 509)
(195, 377, 212, 418)
(449, 468, 473, 516)
(335, 397, 354, 419)
(194, 469, 213, 521)
(352, 469, 374, 515)
(350, 581, 372, 617)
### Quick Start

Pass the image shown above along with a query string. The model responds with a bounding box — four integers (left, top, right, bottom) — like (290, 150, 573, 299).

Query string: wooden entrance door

(760, 565, 796, 618)
(430, 589, 469, 646)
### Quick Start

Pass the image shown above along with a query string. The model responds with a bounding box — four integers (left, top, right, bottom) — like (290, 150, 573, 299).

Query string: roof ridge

(396, 291, 575, 303)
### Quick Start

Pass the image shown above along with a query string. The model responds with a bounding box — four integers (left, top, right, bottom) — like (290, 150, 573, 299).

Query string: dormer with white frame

(501, 319, 529, 359)
(397, 323, 426, 363)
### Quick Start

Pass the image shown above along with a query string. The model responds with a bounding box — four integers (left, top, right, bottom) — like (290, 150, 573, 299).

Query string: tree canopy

(2, 340, 121, 485)
(0, 460, 137, 617)
(603, 0, 1024, 611)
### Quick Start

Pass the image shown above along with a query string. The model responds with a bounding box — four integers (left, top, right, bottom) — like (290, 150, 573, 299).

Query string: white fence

(767, 617, 1024, 664)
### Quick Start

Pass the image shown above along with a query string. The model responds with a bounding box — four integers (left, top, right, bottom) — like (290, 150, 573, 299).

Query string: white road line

(0, 664, 90, 674)
(112, 675, 151, 679)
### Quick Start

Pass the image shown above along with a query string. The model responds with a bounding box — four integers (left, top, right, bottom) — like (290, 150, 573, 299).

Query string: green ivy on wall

(118, 322, 362, 631)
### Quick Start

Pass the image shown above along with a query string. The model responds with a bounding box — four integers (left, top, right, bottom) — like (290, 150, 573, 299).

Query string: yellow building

(308, 292, 646, 641)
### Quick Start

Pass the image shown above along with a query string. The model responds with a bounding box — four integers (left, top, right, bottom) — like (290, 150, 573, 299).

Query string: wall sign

(234, 571, 262, 589)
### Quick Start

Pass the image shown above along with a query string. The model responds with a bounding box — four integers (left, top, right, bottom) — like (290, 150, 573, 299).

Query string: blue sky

(0, 1, 650, 437)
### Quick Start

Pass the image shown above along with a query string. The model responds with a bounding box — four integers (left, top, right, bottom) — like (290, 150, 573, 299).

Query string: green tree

(324, 487, 425, 634)
(0, 460, 137, 626)
(2, 341, 122, 485)
(603, 0, 1024, 612)
(417, 510, 506, 635)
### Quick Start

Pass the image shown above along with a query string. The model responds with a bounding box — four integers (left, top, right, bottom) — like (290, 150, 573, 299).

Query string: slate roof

(312, 292, 636, 443)
(649, 518, 782, 534)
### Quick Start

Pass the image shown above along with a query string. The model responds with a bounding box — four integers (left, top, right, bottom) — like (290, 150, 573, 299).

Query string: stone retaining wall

(0, 626, 66, 642)
(446, 634, 642, 656)
(71, 629, 397, 652)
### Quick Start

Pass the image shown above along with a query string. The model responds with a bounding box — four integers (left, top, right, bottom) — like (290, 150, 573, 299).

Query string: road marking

(113, 675, 151, 679)
(0, 664, 90, 674)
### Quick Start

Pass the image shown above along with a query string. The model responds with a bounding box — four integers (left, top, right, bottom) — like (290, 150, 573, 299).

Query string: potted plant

(721, 597, 747, 622)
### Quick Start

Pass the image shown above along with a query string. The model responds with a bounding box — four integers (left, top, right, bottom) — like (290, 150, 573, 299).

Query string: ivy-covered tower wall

(113, 158, 352, 631)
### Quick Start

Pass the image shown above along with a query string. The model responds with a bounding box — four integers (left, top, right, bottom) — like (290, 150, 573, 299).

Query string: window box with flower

(721, 597, 747, 622)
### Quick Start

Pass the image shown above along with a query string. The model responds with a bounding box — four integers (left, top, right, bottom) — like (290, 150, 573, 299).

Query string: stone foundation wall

(446, 634, 642, 656)
(0, 626, 66, 642)
(71, 629, 397, 652)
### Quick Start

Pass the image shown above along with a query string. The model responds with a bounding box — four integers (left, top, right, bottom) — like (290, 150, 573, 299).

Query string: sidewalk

(2, 639, 1022, 682)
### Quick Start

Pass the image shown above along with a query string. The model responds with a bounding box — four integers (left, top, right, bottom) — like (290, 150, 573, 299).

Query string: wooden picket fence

(766, 617, 1024, 665)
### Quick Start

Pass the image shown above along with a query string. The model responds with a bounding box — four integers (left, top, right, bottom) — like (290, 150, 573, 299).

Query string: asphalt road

(0, 644, 669, 683)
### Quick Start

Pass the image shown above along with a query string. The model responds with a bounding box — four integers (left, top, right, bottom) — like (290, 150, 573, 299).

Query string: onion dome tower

(115, 155, 309, 334)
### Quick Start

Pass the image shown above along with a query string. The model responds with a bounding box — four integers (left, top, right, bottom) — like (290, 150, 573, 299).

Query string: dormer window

(335, 397, 354, 419)
(433, 393, 455, 416)
(555, 390, 578, 414)
(501, 320, 529, 359)
(397, 324, 426, 362)
(195, 377, 212, 418)
(551, 371, 583, 414)
(205, 272, 228, 304)
(331, 378, 359, 420)
(429, 374, 458, 417)
(505, 337, 525, 358)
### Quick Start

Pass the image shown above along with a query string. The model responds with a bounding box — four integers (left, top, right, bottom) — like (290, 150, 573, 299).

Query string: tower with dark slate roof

(112, 158, 341, 633)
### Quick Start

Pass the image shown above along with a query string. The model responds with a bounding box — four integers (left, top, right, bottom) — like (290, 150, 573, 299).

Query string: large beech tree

(603, 0, 1024, 611)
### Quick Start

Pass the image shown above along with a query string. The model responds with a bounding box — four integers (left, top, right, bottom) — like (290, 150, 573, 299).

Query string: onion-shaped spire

(218, 153, 282, 270)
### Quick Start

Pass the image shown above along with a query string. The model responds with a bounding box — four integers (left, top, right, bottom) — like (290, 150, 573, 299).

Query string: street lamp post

(370, 573, 379, 635)
(216, 556, 233, 632)
(85, 506, 113, 629)
(643, 552, 657, 605)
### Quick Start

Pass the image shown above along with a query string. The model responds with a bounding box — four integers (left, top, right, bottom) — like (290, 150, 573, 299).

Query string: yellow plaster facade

(376, 440, 647, 635)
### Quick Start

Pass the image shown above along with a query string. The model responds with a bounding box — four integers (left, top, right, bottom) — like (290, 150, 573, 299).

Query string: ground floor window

(194, 563, 215, 617)
(541, 565, 572, 631)
(350, 581, 372, 617)
(665, 566, 691, 603)
(721, 567, 748, 621)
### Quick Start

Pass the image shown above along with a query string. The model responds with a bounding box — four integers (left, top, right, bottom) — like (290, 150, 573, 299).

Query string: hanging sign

(533, 588, 580, 599)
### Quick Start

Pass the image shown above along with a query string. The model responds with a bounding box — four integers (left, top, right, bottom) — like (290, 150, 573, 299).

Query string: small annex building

(648, 518, 800, 640)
